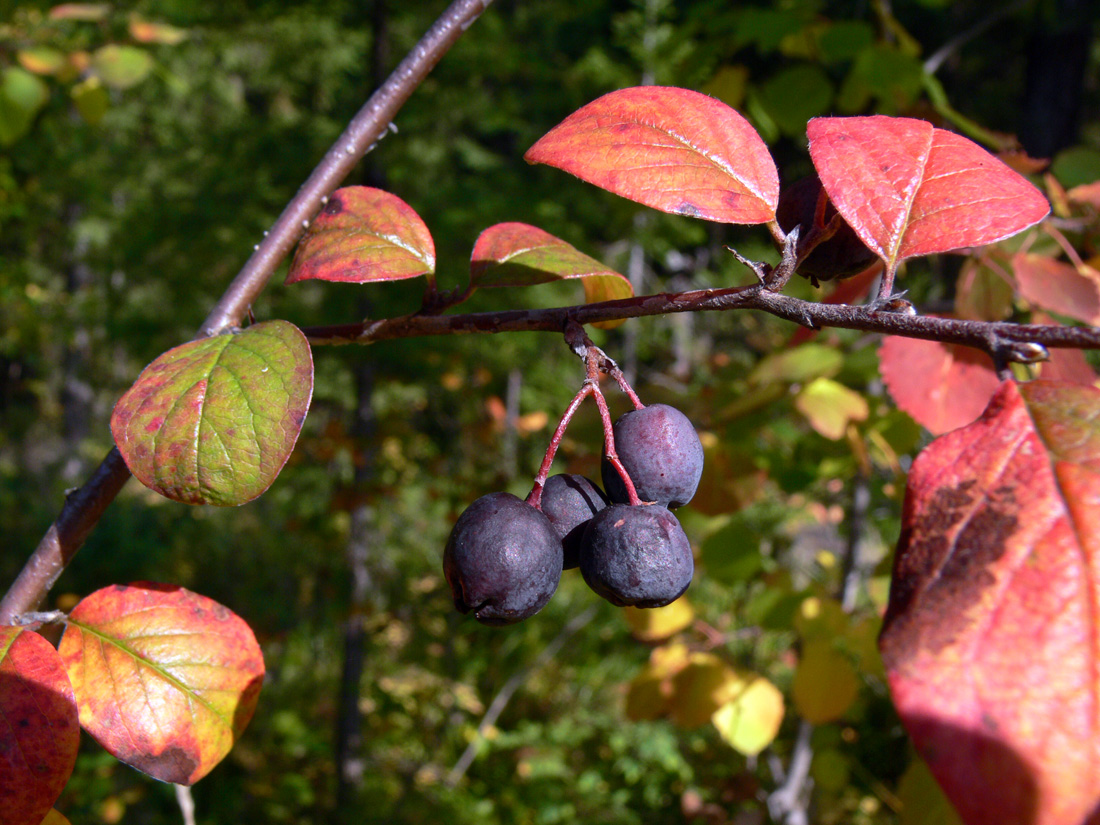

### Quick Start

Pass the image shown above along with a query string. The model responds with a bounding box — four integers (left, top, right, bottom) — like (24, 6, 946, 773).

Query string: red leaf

(1013, 253, 1100, 324)
(525, 86, 778, 224)
(286, 186, 435, 285)
(808, 117, 1049, 272)
(879, 334, 1002, 435)
(58, 583, 264, 785)
(880, 380, 1100, 825)
(0, 628, 80, 825)
(470, 222, 632, 329)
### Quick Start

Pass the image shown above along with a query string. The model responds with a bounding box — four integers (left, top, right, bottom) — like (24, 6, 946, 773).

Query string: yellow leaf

(795, 377, 869, 440)
(711, 673, 784, 755)
(897, 756, 964, 825)
(670, 652, 740, 728)
(791, 638, 861, 723)
(622, 597, 694, 642)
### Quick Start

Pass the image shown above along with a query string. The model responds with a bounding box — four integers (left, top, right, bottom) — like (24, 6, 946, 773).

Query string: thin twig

(446, 605, 598, 786)
(0, 0, 496, 625)
(302, 283, 1100, 353)
(175, 784, 196, 825)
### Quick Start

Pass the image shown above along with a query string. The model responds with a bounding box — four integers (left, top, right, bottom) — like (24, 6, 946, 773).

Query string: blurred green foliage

(1, 0, 1097, 823)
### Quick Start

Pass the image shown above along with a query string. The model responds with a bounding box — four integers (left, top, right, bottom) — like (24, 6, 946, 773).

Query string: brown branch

(0, 0, 497, 625)
(302, 283, 1100, 353)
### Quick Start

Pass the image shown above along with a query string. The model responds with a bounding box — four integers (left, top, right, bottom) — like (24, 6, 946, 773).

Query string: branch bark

(302, 282, 1100, 353)
(0, 0, 497, 624)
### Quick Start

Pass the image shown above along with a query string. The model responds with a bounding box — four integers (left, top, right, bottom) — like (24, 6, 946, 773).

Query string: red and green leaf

(286, 186, 435, 287)
(0, 627, 80, 825)
(525, 86, 779, 224)
(880, 380, 1100, 825)
(58, 583, 265, 786)
(470, 222, 632, 329)
(879, 333, 1001, 435)
(807, 116, 1049, 275)
(111, 320, 313, 506)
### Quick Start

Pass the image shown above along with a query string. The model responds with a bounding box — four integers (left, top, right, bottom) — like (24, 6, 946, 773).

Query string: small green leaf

(91, 44, 154, 90)
(111, 320, 314, 506)
(0, 67, 49, 146)
(757, 64, 834, 137)
(748, 343, 843, 385)
(470, 223, 632, 329)
(71, 76, 109, 125)
(286, 186, 435, 287)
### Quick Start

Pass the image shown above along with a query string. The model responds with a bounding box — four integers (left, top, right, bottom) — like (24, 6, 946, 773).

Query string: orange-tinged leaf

(0, 627, 80, 825)
(58, 583, 265, 785)
(128, 19, 188, 45)
(111, 320, 313, 506)
(39, 810, 73, 825)
(49, 3, 109, 20)
(1013, 253, 1100, 324)
(669, 652, 740, 728)
(791, 638, 860, 724)
(525, 86, 779, 224)
(17, 48, 67, 76)
(880, 379, 1100, 825)
(808, 116, 1050, 273)
(1067, 180, 1100, 209)
(879, 334, 1001, 435)
(470, 222, 632, 329)
(286, 186, 435, 286)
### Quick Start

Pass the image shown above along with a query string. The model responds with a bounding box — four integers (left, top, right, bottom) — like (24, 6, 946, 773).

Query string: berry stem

(526, 383, 594, 510)
(586, 350, 643, 507)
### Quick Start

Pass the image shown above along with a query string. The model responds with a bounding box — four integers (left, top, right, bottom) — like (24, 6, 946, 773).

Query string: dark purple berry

(444, 492, 562, 625)
(540, 474, 609, 569)
(775, 174, 878, 285)
(579, 503, 693, 608)
(602, 404, 704, 509)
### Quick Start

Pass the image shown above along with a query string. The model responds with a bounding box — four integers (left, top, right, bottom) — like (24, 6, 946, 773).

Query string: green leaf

(470, 222, 632, 329)
(757, 65, 834, 137)
(71, 76, 109, 126)
(748, 343, 843, 385)
(91, 44, 154, 90)
(837, 45, 925, 114)
(0, 67, 49, 146)
(286, 186, 436, 287)
(111, 320, 314, 506)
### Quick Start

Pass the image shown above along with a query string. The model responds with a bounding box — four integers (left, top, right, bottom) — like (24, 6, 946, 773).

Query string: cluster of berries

(444, 403, 703, 625)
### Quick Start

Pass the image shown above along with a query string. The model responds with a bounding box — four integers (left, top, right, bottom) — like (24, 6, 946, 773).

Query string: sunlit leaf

(526, 86, 779, 224)
(748, 343, 843, 385)
(0, 627, 80, 825)
(17, 48, 67, 76)
(711, 673, 784, 756)
(622, 597, 694, 642)
(470, 222, 631, 329)
(91, 45, 154, 90)
(879, 333, 1001, 435)
(808, 116, 1050, 275)
(1013, 253, 1100, 324)
(111, 320, 314, 506)
(794, 377, 869, 440)
(286, 186, 435, 286)
(880, 380, 1100, 825)
(669, 652, 740, 728)
(40, 810, 73, 825)
(58, 583, 265, 785)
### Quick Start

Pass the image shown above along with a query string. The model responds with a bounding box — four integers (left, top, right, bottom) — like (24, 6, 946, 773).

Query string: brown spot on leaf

(123, 744, 200, 785)
(882, 480, 1018, 658)
(676, 202, 701, 218)
(323, 196, 344, 216)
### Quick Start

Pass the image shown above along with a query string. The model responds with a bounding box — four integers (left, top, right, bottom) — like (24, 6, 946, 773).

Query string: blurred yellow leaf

(794, 596, 850, 641)
(898, 756, 964, 825)
(670, 652, 739, 728)
(792, 638, 861, 723)
(795, 377, 869, 440)
(623, 597, 694, 642)
(711, 673, 784, 755)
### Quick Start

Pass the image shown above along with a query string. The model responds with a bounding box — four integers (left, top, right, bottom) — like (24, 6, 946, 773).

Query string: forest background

(2, 0, 1098, 823)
